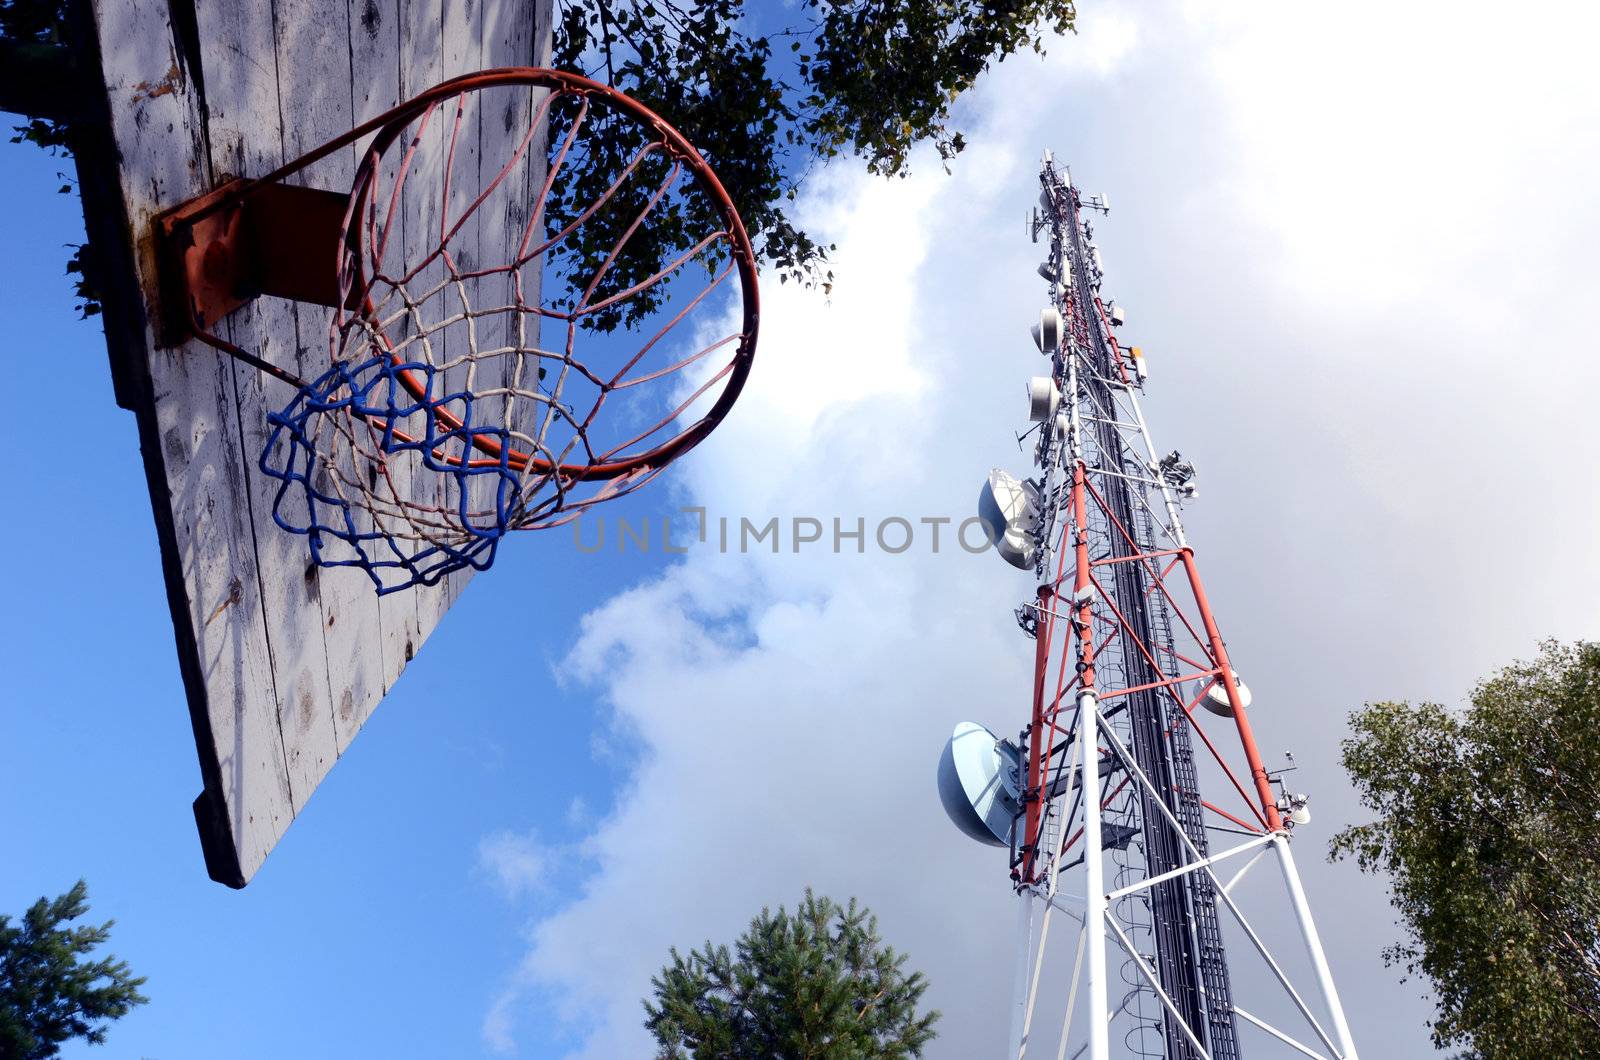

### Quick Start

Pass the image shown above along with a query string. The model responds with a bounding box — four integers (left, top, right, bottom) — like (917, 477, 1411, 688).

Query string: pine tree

(645, 889, 939, 1059)
(0, 880, 149, 1059)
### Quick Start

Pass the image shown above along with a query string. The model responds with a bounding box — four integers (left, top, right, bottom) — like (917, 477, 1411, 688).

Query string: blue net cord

(258, 345, 665, 595)
(261, 353, 532, 595)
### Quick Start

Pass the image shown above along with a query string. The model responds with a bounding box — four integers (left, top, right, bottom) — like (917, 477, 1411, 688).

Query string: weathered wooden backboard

(76, 0, 553, 887)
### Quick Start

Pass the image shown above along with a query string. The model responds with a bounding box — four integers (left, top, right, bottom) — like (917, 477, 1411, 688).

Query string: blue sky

(0, 136, 666, 1056)
(5, 2, 1600, 1058)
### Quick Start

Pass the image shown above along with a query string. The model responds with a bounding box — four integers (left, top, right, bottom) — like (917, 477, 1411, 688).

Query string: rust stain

(204, 578, 244, 627)
(131, 64, 184, 103)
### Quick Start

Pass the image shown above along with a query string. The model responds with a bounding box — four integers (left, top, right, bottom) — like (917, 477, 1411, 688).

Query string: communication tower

(938, 153, 1359, 1059)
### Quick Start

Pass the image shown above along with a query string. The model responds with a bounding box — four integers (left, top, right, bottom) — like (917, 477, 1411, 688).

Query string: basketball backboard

(72, 0, 556, 887)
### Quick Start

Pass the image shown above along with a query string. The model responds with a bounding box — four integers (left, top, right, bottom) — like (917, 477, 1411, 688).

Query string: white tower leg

(1080, 694, 1110, 1060)
(1009, 892, 1036, 1058)
(1273, 835, 1359, 1059)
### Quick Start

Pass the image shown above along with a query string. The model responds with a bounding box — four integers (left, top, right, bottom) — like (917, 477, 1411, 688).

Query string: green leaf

(548, 0, 1077, 318)
(1332, 640, 1600, 1056)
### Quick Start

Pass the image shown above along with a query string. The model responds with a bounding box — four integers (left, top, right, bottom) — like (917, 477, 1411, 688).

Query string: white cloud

(481, 2, 1600, 1056)
(479, 830, 554, 901)
(1192, 0, 1600, 307)
(483, 994, 520, 1056)
(482, 147, 1034, 1059)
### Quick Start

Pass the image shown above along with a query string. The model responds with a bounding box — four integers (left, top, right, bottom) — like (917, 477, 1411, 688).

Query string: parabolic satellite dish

(1028, 377, 1061, 422)
(978, 468, 1040, 570)
(1030, 306, 1063, 354)
(937, 721, 1022, 847)
(1202, 670, 1254, 717)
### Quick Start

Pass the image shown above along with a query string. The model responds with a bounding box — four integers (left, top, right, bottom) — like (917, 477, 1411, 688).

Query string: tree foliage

(6, 0, 1076, 326)
(645, 889, 939, 1059)
(0, 880, 149, 1059)
(1, 0, 100, 317)
(551, 0, 1075, 325)
(1, 0, 72, 153)
(1332, 640, 1600, 1058)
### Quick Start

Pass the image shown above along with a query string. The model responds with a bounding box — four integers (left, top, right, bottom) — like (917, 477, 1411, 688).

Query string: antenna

(937, 722, 1023, 847)
(939, 154, 1360, 1060)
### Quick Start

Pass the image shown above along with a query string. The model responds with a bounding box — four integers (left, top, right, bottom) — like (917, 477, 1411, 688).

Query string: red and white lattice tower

(940, 154, 1360, 1060)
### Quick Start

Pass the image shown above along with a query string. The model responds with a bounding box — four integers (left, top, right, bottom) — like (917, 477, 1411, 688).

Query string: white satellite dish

(1203, 670, 1254, 717)
(937, 721, 1021, 847)
(1030, 306, 1063, 354)
(1027, 377, 1060, 422)
(977, 468, 1039, 570)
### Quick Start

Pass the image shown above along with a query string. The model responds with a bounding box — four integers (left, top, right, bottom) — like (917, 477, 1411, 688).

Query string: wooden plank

(389, 0, 443, 681)
(338, 0, 409, 737)
(485, 0, 544, 569)
(83, 0, 552, 887)
(510, 0, 553, 497)
(441, 0, 486, 610)
(86, 0, 293, 886)
(190, 0, 344, 817)
(277, 0, 391, 753)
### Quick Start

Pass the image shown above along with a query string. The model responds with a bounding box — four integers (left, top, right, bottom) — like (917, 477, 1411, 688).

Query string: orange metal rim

(345, 67, 761, 483)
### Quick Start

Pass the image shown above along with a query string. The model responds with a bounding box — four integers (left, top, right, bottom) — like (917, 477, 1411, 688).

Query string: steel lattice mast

(957, 154, 1361, 1060)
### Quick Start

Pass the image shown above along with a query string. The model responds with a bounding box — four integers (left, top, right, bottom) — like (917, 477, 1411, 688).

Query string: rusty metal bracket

(156, 179, 354, 349)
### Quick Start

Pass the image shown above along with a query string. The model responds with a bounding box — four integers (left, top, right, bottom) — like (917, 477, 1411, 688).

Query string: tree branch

(0, 40, 92, 123)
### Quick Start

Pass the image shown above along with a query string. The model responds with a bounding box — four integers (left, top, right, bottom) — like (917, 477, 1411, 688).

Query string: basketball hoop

(156, 68, 759, 593)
